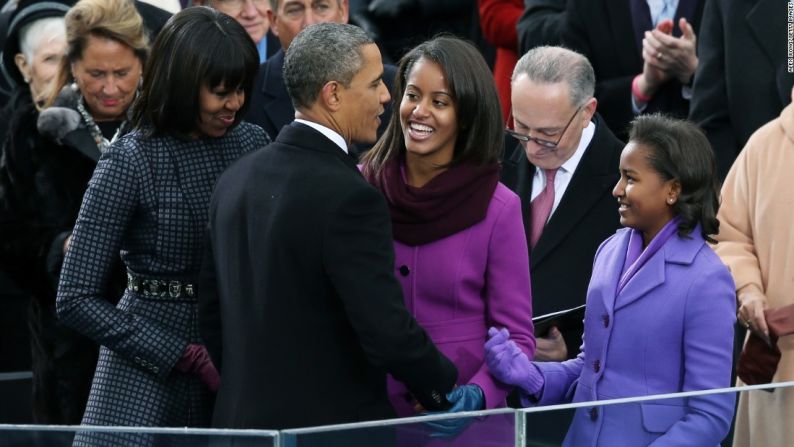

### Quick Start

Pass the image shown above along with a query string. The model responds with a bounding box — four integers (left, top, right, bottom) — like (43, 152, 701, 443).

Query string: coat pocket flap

(640, 402, 685, 433)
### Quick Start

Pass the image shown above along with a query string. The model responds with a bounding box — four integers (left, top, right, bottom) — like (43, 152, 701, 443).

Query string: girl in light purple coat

(361, 36, 536, 420)
(485, 114, 736, 446)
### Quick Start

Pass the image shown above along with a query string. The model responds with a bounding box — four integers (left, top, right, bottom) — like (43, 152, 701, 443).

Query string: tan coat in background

(715, 103, 794, 447)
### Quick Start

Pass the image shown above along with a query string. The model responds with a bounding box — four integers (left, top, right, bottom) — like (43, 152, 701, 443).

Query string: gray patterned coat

(56, 122, 268, 445)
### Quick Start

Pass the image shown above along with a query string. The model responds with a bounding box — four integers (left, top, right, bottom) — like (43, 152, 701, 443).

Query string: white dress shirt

(530, 121, 596, 222)
(295, 119, 349, 154)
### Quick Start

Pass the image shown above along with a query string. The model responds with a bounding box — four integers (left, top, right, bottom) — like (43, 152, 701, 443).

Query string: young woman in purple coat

(361, 36, 536, 420)
(485, 114, 736, 446)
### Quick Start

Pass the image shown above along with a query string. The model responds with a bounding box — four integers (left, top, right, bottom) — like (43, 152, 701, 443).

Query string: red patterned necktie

(529, 169, 557, 248)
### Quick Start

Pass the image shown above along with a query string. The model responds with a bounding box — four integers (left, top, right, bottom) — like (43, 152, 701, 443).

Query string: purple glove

(485, 327, 544, 396)
(175, 344, 220, 392)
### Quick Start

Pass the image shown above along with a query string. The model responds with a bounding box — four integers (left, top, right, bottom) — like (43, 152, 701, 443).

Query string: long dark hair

(131, 6, 258, 138)
(628, 114, 721, 243)
(361, 35, 503, 178)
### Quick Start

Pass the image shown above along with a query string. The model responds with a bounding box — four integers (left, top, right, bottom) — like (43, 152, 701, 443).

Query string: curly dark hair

(628, 114, 721, 243)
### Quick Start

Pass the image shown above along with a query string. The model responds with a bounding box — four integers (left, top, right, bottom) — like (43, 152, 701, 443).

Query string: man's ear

(339, 0, 350, 23)
(581, 97, 598, 127)
(320, 81, 342, 112)
(267, 9, 279, 37)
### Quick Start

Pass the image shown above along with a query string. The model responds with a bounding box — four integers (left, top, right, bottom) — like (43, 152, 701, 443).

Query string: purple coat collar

(601, 225, 706, 312)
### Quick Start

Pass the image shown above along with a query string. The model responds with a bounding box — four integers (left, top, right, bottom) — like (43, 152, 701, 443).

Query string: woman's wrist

(632, 74, 654, 104)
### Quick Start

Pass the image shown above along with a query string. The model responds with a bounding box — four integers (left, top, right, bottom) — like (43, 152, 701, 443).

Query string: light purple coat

(533, 227, 736, 446)
(387, 183, 535, 415)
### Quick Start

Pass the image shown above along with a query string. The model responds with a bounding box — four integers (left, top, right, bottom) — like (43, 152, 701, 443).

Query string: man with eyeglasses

(198, 0, 280, 63)
(501, 46, 624, 362)
(245, 0, 396, 155)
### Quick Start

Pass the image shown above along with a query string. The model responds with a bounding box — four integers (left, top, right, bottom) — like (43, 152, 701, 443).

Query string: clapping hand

(642, 18, 698, 84)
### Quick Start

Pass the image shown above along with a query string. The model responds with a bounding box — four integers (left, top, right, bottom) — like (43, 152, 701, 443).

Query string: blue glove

(423, 384, 484, 438)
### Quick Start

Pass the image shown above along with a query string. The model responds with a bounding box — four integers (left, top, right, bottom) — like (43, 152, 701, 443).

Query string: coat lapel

(613, 227, 705, 310)
(746, 0, 782, 66)
(608, 0, 643, 72)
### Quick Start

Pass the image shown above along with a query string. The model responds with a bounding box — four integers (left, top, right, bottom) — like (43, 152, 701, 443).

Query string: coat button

(602, 314, 609, 328)
(593, 360, 601, 373)
(399, 265, 410, 276)
(589, 407, 598, 421)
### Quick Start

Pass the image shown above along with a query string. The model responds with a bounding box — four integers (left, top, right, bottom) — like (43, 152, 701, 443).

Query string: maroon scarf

(366, 158, 500, 246)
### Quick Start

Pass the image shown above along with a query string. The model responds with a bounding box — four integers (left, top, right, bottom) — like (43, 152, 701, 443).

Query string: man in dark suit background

(689, 0, 793, 180)
(199, 23, 457, 431)
(502, 46, 624, 362)
(245, 0, 395, 155)
(560, 0, 703, 139)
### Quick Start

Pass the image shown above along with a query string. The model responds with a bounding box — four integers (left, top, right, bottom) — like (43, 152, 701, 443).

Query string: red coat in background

(478, 0, 523, 121)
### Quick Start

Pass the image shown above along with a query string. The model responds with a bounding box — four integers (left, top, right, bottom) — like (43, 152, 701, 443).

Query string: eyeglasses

(215, 0, 269, 14)
(505, 106, 582, 149)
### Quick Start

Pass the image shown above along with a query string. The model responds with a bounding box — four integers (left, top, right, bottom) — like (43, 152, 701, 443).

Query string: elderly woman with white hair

(0, 0, 100, 425)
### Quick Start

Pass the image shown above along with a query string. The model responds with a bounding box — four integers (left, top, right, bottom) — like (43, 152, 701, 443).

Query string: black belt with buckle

(127, 273, 195, 299)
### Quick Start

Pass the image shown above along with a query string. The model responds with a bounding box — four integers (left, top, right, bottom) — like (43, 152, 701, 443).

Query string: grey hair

(512, 46, 595, 108)
(283, 22, 373, 110)
(18, 17, 65, 63)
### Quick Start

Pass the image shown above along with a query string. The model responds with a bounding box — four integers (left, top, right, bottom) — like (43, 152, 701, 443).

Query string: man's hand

(642, 18, 698, 84)
(533, 326, 568, 361)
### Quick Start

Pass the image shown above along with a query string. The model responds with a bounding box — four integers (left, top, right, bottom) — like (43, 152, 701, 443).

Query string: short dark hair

(628, 114, 721, 243)
(132, 6, 258, 138)
(362, 35, 503, 177)
(283, 23, 373, 111)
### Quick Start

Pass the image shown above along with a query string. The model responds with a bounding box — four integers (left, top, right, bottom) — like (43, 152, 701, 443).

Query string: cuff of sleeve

(46, 230, 72, 283)
(681, 85, 693, 100)
(470, 367, 511, 409)
(518, 363, 545, 396)
(631, 93, 649, 115)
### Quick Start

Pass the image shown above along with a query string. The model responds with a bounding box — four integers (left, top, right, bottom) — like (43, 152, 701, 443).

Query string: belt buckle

(169, 281, 181, 299)
(127, 273, 140, 292)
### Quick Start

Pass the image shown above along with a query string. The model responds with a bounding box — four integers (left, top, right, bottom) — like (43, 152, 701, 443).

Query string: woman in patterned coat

(55, 6, 268, 444)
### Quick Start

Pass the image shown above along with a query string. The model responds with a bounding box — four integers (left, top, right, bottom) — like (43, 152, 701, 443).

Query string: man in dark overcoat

(199, 23, 458, 431)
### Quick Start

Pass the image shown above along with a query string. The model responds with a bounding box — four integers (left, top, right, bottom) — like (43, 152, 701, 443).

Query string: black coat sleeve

(198, 227, 222, 372)
(517, 0, 567, 55)
(688, 0, 737, 180)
